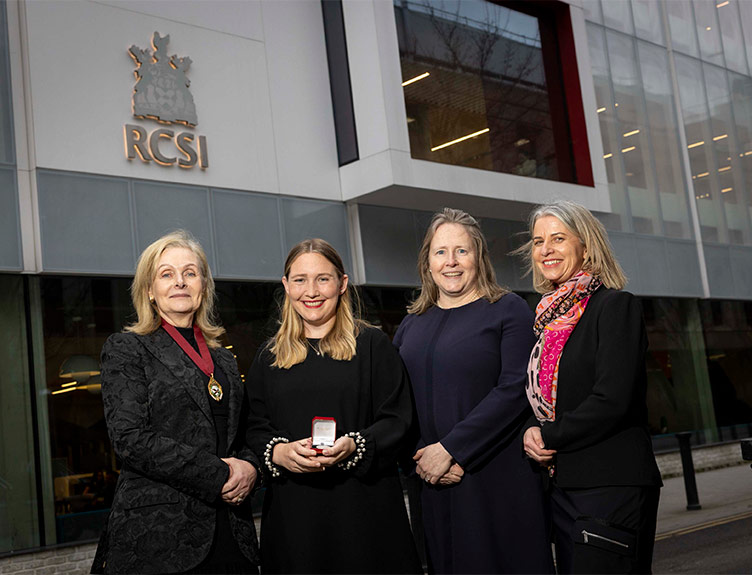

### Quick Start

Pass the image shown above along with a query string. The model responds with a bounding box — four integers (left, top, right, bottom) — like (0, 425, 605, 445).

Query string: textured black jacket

(91, 328, 259, 574)
(530, 288, 662, 489)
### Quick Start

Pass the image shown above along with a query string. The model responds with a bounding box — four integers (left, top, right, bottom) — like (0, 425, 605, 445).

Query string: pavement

(655, 463, 752, 538)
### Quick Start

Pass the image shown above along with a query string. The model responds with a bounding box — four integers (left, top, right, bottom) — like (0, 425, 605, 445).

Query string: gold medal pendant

(208, 374, 223, 402)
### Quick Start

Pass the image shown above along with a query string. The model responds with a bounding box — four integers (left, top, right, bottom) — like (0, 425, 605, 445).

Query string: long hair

(514, 200, 627, 293)
(125, 230, 225, 347)
(270, 238, 364, 369)
(408, 207, 508, 315)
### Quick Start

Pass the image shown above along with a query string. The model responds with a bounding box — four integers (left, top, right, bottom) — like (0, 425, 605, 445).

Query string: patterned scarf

(526, 271, 602, 422)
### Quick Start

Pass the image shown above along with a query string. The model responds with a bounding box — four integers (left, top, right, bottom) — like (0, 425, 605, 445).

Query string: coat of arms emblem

(129, 32, 198, 127)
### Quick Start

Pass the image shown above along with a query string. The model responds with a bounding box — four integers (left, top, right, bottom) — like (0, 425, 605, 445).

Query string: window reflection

(394, 0, 575, 182)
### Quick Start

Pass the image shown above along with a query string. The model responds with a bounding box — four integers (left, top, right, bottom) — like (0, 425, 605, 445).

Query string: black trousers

(550, 484, 660, 574)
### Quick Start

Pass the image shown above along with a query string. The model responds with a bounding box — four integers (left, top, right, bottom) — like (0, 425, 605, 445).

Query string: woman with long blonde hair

(92, 230, 259, 574)
(245, 238, 421, 574)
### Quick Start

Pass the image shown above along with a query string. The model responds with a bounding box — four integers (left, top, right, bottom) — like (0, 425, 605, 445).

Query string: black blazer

(533, 288, 662, 489)
(91, 328, 259, 574)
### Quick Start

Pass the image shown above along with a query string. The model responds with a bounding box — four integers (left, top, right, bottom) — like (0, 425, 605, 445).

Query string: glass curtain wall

(585, 0, 752, 446)
(394, 0, 575, 182)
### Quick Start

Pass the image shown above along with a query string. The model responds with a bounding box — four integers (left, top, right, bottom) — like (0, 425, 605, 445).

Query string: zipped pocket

(573, 518, 636, 557)
(581, 529, 629, 549)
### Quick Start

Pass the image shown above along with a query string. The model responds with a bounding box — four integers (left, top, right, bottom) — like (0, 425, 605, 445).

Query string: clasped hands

(221, 457, 258, 506)
(272, 437, 356, 473)
(522, 426, 556, 464)
(414, 442, 464, 486)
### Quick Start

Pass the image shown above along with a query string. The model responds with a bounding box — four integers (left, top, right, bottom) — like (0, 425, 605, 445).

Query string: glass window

(643, 297, 719, 446)
(729, 72, 752, 229)
(0, 0, 15, 165)
(394, 0, 576, 183)
(0, 275, 38, 553)
(602, 0, 634, 35)
(717, 0, 748, 75)
(666, 0, 699, 57)
(582, 0, 603, 24)
(703, 63, 750, 244)
(607, 30, 663, 235)
(587, 23, 628, 232)
(638, 42, 692, 239)
(738, 0, 752, 76)
(41, 277, 132, 544)
(675, 54, 727, 242)
(631, 0, 665, 45)
(693, 0, 724, 66)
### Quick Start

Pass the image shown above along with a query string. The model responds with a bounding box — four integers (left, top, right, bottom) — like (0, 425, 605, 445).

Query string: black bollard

(676, 432, 701, 510)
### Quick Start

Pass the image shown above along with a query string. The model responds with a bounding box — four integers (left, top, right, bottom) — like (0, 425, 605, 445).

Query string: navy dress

(394, 295, 554, 574)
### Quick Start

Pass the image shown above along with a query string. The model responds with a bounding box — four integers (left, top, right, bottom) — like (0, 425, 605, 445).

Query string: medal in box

(311, 416, 336, 453)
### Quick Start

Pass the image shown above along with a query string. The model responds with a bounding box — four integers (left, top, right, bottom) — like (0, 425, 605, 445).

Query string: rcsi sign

(123, 32, 208, 169)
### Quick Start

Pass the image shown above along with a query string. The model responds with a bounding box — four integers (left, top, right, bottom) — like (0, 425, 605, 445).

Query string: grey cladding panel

(212, 190, 283, 279)
(481, 218, 532, 292)
(38, 171, 134, 273)
(281, 198, 351, 271)
(602, 233, 640, 293)
(665, 240, 703, 297)
(729, 246, 752, 299)
(633, 236, 671, 296)
(0, 167, 20, 269)
(704, 244, 736, 299)
(133, 182, 215, 272)
(359, 204, 420, 286)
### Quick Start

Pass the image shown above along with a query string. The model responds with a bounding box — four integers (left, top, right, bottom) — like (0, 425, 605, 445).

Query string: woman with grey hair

(519, 201, 662, 574)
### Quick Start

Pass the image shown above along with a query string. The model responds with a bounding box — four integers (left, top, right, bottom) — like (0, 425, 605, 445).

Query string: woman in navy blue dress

(394, 208, 553, 574)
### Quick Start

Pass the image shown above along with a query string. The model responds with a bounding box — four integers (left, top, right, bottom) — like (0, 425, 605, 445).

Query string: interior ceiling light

(706, 26, 712, 31)
(717, 1, 729, 7)
(696, 171, 710, 178)
(402, 72, 430, 87)
(431, 128, 490, 152)
(621, 146, 636, 153)
(597, 107, 606, 113)
(688, 140, 705, 149)
(719, 165, 731, 172)
(623, 129, 640, 137)
(514, 138, 530, 147)
(603, 153, 613, 159)
(722, 187, 733, 193)
(713, 134, 728, 141)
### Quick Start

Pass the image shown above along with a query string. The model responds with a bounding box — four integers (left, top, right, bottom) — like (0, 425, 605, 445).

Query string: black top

(531, 288, 663, 489)
(175, 326, 255, 575)
(246, 327, 421, 574)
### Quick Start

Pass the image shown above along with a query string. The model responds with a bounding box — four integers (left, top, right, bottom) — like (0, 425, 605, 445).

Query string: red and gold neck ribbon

(161, 319, 223, 401)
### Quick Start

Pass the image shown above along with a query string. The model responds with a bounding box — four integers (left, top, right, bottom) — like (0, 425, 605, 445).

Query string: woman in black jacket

(519, 201, 662, 574)
(91, 230, 259, 574)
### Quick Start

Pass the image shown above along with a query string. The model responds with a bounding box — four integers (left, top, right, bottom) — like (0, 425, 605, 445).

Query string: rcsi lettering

(124, 124, 208, 169)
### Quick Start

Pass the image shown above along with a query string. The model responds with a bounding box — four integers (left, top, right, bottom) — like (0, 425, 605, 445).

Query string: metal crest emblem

(129, 32, 198, 127)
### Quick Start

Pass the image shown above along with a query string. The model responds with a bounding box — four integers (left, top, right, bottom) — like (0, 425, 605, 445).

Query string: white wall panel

(25, 0, 277, 193)
(260, 0, 341, 201)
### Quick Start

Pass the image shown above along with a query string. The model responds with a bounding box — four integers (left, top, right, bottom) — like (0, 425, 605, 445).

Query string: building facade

(2, 0, 752, 559)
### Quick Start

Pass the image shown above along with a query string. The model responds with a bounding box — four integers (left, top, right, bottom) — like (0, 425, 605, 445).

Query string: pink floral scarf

(526, 271, 602, 422)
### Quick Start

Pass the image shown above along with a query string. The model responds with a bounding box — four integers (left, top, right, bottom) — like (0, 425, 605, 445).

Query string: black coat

(91, 328, 259, 574)
(534, 288, 662, 489)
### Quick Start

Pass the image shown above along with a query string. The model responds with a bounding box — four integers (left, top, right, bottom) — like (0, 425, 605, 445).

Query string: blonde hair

(516, 200, 627, 293)
(125, 230, 225, 347)
(408, 207, 508, 315)
(270, 238, 365, 369)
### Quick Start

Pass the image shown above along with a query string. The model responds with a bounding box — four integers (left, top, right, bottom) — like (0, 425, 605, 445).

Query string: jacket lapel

(140, 328, 213, 423)
(213, 348, 243, 448)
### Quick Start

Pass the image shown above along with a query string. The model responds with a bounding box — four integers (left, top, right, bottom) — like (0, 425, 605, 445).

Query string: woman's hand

(523, 426, 556, 464)
(316, 436, 356, 468)
(414, 442, 453, 484)
(220, 457, 257, 505)
(272, 438, 323, 473)
(438, 462, 465, 486)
